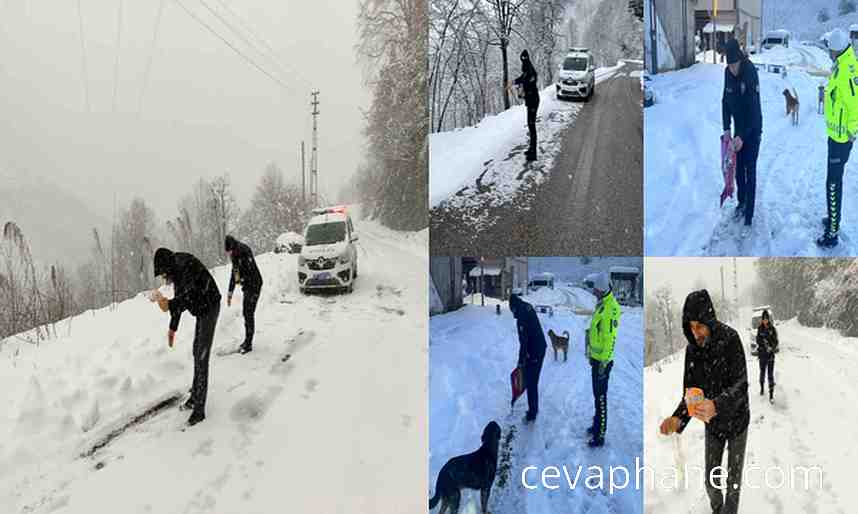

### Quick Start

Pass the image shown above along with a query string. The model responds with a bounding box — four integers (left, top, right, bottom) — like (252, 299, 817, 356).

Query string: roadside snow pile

(0, 218, 427, 513)
(430, 301, 643, 513)
(430, 63, 626, 215)
(643, 47, 858, 256)
(644, 321, 857, 513)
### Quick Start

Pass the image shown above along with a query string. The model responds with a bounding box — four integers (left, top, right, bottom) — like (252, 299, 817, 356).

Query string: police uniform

(588, 290, 621, 444)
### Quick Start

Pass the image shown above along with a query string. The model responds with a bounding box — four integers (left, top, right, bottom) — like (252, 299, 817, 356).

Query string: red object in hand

(510, 366, 526, 407)
(720, 133, 736, 207)
(168, 329, 176, 348)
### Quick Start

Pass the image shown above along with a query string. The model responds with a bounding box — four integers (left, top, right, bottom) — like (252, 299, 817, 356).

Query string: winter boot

(187, 410, 206, 426)
(180, 398, 195, 411)
(817, 232, 839, 248)
(734, 204, 745, 220)
(759, 384, 764, 396)
(239, 341, 253, 355)
(587, 436, 604, 448)
(769, 387, 774, 403)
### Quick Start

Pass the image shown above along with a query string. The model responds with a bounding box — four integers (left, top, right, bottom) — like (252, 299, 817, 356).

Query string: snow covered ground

(0, 219, 427, 513)
(644, 43, 858, 256)
(429, 286, 643, 513)
(645, 318, 858, 513)
(430, 63, 626, 215)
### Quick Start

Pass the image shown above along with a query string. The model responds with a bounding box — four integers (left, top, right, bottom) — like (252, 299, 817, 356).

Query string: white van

(556, 48, 595, 101)
(298, 206, 359, 294)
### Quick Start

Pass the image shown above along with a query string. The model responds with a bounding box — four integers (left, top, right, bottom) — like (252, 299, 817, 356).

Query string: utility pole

(310, 90, 320, 208)
(300, 141, 306, 207)
(733, 257, 739, 321)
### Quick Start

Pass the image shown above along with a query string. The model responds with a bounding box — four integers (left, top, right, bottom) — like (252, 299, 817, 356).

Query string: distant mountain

(0, 168, 109, 269)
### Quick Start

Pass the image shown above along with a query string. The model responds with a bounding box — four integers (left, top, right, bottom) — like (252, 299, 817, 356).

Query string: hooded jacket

(588, 290, 621, 363)
(824, 45, 858, 143)
(225, 236, 263, 294)
(154, 249, 221, 331)
(756, 310, 779, 359)
(514, 50, 540, 107)
(509, 294, 547, 366)
(722, 56, 763, 143)
(672, 290, 750, 440)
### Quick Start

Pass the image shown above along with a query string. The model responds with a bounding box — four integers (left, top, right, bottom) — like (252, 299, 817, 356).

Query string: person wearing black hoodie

(659, 290, 750, 514)
(509, 294, 547, 423)
(722, 38, 763, 228)
(224, 235, 263, 354)
(153, 248, 221, 426)
(513, 49, 540, 161)
(756, 310, 778, 402)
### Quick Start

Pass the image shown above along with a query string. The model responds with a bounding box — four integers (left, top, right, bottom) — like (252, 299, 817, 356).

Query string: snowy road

(430, 62, 641, 256)
(0, 218, 427, 514)
(430, 287, 643, 513)
(645, 319, 858, 513)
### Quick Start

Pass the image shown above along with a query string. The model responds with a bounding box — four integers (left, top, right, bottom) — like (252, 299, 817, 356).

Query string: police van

(298, 206, 359, 294)
(556, 48, 595, 101)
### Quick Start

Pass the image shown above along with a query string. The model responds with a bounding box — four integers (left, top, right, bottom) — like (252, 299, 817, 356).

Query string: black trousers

(826, 137, 854, 235)
(759, 355, 775, 390)
(590, 358, 614, 439)
(705, 428, 748, 514)
(524, 354, 544, 420)
(191, 303, 220, 416)
(526, 98, 540, 156)
(242, 288, 261, 346)
(735, 134, 761, 225)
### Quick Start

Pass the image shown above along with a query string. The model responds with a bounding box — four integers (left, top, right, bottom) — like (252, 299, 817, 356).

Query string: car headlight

(298, 256, 306, 266)
(338, 254, 351, 265)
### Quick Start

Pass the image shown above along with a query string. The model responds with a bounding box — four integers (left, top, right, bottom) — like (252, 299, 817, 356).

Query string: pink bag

(720, 133, 736, 207)
(510, 366, 525, 407)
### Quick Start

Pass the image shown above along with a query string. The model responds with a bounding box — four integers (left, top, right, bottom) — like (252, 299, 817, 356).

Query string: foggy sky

(645, 257, 759, 302)
(0, 0, 371, 219)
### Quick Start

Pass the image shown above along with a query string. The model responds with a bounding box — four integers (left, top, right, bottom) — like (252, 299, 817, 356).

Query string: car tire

(299, 287, 306, 295)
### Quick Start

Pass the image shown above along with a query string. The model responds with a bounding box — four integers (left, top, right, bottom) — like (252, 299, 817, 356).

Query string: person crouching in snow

(513, 49, 540, 162)
(818, 28, 858, 248)
(586, 272, 621, 448)
(153, 247, 221, 426)
(756, 310, 778, 402)
(659, 290, 749, 514)
(509, 294, 547, 424)
(225, 235, 263, 354)
(722, 38, 763, 229)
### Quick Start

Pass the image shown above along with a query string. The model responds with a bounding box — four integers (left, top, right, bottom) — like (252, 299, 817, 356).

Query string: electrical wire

(138, 0, 168, 115)
(112, 0, 124, 112)
(76, 0, 90, 112)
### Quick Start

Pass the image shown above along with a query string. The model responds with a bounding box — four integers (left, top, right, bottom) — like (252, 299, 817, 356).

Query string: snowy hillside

(645, 319, 858, 513)
(430, 64, 625, 213)
(429, 288, 643, 513)
(644, 43, 858, 256)
(764, 0, 858, 41)
(0, 220, 427, 513)
(529, 256, 642, 285)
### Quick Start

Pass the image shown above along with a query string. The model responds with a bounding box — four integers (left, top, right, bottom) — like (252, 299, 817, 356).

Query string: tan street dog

(783, 88, 799, 126)
(547, 329, 570, 362)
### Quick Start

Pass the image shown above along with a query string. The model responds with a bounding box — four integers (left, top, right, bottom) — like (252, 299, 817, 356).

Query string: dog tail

(563, 330, 570, 338)
(429, 490, 440, 509)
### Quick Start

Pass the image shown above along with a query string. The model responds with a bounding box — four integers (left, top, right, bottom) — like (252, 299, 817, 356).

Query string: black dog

(429, 421, 501, 514)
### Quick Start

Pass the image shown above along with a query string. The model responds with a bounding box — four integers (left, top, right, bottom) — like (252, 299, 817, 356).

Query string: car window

(305, 221, 346, 246)
(563, 57, 588, 71)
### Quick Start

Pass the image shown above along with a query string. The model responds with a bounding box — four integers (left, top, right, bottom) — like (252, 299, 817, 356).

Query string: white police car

(298, 206, 359, 294)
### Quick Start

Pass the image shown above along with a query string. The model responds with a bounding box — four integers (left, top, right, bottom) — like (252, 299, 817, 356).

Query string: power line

(112, 0, 124, 112)
(76, 0, 90, 112)
(172, 0, 292, 91)
(138, 0, 168, 115)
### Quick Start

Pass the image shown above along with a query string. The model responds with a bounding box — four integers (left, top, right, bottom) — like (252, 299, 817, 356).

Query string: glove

(167, 329, 176, 348)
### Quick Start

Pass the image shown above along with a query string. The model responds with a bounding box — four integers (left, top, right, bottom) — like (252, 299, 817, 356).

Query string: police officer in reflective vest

(586, 272, 621, 447)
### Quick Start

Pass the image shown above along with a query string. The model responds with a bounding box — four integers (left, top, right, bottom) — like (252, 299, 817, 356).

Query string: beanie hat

(153, 248, 175, 278)
(724, 38, 743, 65)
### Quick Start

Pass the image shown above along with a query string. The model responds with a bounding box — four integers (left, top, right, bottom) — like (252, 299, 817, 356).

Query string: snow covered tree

(237, 163, 307, 253)
(840, 0, 856, 16)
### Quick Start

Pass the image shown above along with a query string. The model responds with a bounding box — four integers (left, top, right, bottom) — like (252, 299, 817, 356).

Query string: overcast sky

(0, 0, 370, 219)
(645, 257, 759, 302)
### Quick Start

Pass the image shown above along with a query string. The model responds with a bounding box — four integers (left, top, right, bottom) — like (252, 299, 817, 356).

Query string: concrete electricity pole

(310, 90, 320, 208)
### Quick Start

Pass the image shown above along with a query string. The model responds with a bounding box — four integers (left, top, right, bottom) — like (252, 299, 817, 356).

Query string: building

(694, 0, 762, 55)
(430, 256, 463, 315)
(645, 0, 696, 73)
(464, 257, 529, 302)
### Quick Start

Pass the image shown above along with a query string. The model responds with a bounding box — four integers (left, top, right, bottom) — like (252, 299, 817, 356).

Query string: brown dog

(783, 88, 799, 126)
(547, 329, 570, 362)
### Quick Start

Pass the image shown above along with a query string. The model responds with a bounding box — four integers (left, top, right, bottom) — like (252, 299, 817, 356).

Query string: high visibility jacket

(825, 46, 858, 143)
(588, 291, 621, 363)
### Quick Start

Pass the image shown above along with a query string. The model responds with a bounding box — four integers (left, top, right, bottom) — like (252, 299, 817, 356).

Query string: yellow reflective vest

(825, 46, 858, 143)
(588, 291, 621, 363)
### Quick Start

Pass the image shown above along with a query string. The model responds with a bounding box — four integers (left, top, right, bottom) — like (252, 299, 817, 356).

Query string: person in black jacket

(513, 49, 540, 161)
(659, 290, 750, 514)
(723, 38, 763, 228)
(509, 294, 547, 423)
(153, 248, 221, 426)
(756, 310, 778, 402)
(224, 235, 263, 354)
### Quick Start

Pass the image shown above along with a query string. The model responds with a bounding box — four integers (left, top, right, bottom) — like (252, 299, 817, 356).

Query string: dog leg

(481, 488, 491, 514)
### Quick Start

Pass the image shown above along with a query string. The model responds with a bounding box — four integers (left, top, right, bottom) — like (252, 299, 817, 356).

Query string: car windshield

(766, 38, 783, 45)
(305, 222, 346, 246)
(563, 57, 588, 71)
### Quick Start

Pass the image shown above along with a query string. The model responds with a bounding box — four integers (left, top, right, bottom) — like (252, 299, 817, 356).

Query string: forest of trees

(0, 166, 309, 343)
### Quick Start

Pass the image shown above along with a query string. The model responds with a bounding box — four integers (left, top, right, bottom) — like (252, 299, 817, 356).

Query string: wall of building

(648, 0, 696, 73)
(429, 257, 463, 314)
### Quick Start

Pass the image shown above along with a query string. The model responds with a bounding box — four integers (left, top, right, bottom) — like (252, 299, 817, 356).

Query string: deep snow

(645, 318, 858, 513)
(0, 219, 427, 513)
(644, 43, 858, 256)
(429, 286, 643, 513)
(430, 63, 626, 215)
